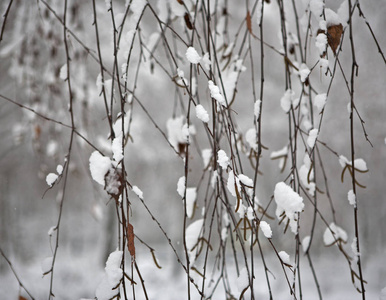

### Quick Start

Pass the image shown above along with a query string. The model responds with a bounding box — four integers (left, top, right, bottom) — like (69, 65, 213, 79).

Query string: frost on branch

(274, 182, 304, 234)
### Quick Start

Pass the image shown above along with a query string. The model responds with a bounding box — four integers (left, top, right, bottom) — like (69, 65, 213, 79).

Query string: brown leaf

(177, 0, 184, 4)
(327, 24, 343, 55)
(246, 10, 257, 38)
(184, 13, 193, 30)
(19, 296, 28, 300)
(127, 222, 136, 259)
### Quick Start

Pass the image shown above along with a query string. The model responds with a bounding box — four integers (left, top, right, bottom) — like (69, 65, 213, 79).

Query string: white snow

(353, 158, 368, 171)
(325, 8, 342, 27)
(177, 176, 186, 197)
(185, 187, 197, 218)
(56, 165, 63, 175)
(221, 227, 228, 241)
(310, 0, 324, 17)
(348, 190, 356, 207)
(195, 104, 209, 123)
(314, 93, 327, 113)
(59, 64, 67, 80)
(132, 185, 143, 199)
(185, 219, 204, 264)
(46, 173, 58, 187)
(337, 0, 349, 26)
(259, 221, 272, 238)
(236, 267, 249, 292)
(202, 52, 212, 70)
(247, 206, 254, 221)
(176, 68, 189, 87)
(299, 63, 310, 83)
(166, 116, 190, 151)
(186, 46, 201, 64)
(211, 170, 218, 188)
(41, 256, 53, 275)
(89, 151, 111, 186)
(111, 137, 123, 162)
(254, 99, 261, 119)
(238, 174, 253, 187)
(274, 182, 304, 234)
(351, 237, 360, 262)
(280, 89, 296, 113)
(299, 155, 315, 196)
(315, 33, 327, 56)
(208, 80, 226, 107)
(202, 148, 212, 169)
(339, 155, 349, 167)
(47, 226, 56, 236)
(307, 128, 318, 148)
(217, 149, 230, 170)
(227, 170, 241, 198)
(96, 250, 123, 300)
(270, 146, 288, 159)
(245, 128, 258, 151)
(278, 251, 291, 265)
(302, 236, 311, 252)
(323, 223, 348, 246)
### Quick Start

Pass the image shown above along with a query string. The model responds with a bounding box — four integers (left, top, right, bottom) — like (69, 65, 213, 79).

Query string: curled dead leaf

(127, 222, 136, 259)
(327, 24, 343, 55)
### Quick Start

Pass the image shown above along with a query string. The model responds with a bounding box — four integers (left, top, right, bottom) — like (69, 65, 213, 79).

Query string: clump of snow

(41, 256, 53, 275)
(348, 190, 356, 207)
(202, 149, 212, 169)
(59, 64, 67, 80)
(208, 80, 226, 107)
(56, 165, 63, 175)
(227, 170, 241, 198)
(89, 151, 111, 186)
(270, 146, 288, 170)
(167, 116, 194, 151)
(299, 155, 315, 196)
(278, 251, 291, 265)
(176, 68, 189, 87)
(307, 128, 318, 148)
(202, 53, 212, 70)
(254, 99, 261, 119)
(299, 63, 310, 83)
(314, 93, 327, 113)
(238, 174, 253, 187)
(352, 158, 368, 171)
(211, 170, 218, 188)
(47, 226, 56, 236)
(302, 236, 311, 252)
(186, 219, 204, 264)
(177, 176, 186, 197)
(315, 33, 327, 56)
(112, 114, 130, 162)
(245, 128, 258, 151)
(46, 173, 58, 187)
(260, 221, 272, 238)
(132, 185, 143, 199)
(337, 0, 349, 26)
(186, 46, 201, 64)
(236, 267, 249, 292)
(323, 223, 348, 246)
(280, 89, 296, 113)
(96, 250, 123, 300)
(310, 0, 324, 17)
(221, 227, 228, 241)
(339, 155, 349, 167)
(351, 237, 360, 262)
(217, 149, 230, 170)
(325, 8, 342, 27)
(185, 187, 197, 218)
(274, 182, 304, 234)
(195, 104, 209, 123)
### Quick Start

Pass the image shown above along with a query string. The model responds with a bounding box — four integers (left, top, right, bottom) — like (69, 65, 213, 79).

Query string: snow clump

(259, 221, 272, 238)
(195, 104, 209, 123)
(186, 46, 201, 64)
(274, 182, 304, 234)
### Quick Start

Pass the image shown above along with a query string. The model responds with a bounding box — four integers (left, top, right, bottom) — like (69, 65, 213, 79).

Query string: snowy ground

(1, 247, 384, 300)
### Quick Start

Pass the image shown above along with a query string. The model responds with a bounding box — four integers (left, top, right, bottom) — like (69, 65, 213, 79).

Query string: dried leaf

(19, 296, 28, 300)
(184, 13, 193, 30)
(246, 10, 257, 38)
(177, 0, 184, 4)
(127, 222, 136, 259)
(327, 24, 343, 55)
